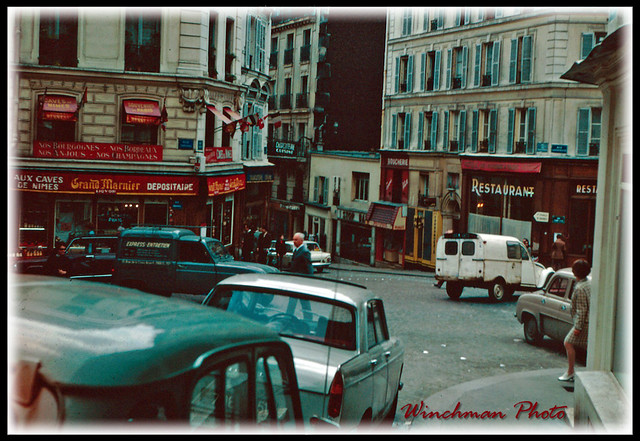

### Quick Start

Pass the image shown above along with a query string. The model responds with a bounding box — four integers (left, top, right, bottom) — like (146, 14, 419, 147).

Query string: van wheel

(488, 279, 510, 302)
(446, 282, 463, 300)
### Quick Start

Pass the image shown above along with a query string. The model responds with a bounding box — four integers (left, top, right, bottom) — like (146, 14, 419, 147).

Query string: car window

(66, 239, 89, 255)
(306, 243, 320, 252)
(211, 289, 356, 350)
(93, 239, 117, 254)
(507, 242, 520, 259)
(204, 239, 231, 259)
(255, 354, 296, 427)
(546, 277, 570, 298)
(190, 359, 249, 429)
(461, 241, 475, 256)
(366, 300, 389, 349)
(444, 241, 458, 256)
(179, 242, 212, 264)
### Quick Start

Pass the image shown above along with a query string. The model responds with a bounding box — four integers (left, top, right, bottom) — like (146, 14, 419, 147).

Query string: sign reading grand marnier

(13, 170, 199, 196)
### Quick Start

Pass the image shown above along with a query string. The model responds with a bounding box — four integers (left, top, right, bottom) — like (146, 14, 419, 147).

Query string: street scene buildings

(8, 6, 631, 432)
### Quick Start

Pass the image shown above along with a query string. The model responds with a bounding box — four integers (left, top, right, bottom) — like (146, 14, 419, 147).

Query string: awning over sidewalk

(461, 158, 541, 174)
(366, 202, 405, 230)
(123, 100, 162, 125)
(40, 95, 78, 121)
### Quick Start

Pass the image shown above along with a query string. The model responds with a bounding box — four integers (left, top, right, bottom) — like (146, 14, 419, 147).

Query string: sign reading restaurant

(13, 170, 198, 195)
(33, 141, 163, 162)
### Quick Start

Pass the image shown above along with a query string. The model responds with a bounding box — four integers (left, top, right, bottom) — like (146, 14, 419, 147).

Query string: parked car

(267, 240, 332, 273)
(113, 227, 278, 296)
(435, 232, 554, 302)
(10, 274, 303, 430)
(202, 273, 404, 428)
(515, 268, 591, 346)
(12, 235, 118, 280)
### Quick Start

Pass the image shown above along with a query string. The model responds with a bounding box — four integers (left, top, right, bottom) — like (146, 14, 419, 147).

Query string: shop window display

(55, 201, 92, 244)
(98, 202, 140, 234)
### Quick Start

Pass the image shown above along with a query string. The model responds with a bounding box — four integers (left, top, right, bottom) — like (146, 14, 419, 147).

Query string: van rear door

(436, 238, 461, 279)
(458, 239, 482, 280)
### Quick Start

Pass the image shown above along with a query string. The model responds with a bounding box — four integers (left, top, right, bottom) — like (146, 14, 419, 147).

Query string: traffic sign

(533, 211, 549, 222)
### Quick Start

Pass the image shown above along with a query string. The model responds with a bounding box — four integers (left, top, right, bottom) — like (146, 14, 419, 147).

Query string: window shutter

(461, 46, 468, 88)
(313, 176, 319, 202)
(491, 41, 500, 86)
(443, 111, 449, 149)
(407, 55, 414, 92)
(420, 53, 426, 91)
(489, 109, 497, 152)
(391, 114, 397, 148)
(446, 48, 452, 90)
(433, 50, 441, 90)
(459, 110, 466, 152)
(521, 35, 532, 83)
(257, 19, 266, 73)
(509, 38, 518, 84)
(471, 110, 478, 152)
(577, 108, 590, 155)
(474, 44, 481, 87)
(394, 57, 400, 94)
(430, 111, 438, 150)
(417, 112, 424, 147)
(581, 33, 594, 59)
(404, 112, 412, 149)
(526, 107, 536, 154)
(507, 108, 515, 154)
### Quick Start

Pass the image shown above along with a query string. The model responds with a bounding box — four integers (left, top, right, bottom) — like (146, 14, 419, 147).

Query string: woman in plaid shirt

(558, 259, 591, 382)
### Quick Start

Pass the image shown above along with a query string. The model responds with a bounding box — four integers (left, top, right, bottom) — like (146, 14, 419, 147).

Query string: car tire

(488, 279, 510, 302)
(446, 282, 463, 300)
(523, 315, 543, 345)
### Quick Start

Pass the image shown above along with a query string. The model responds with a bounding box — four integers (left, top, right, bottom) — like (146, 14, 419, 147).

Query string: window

(245, 15, 266, 73)
(473, 109, 497, 153)
(255, 355, 296, 426)
(314, 176, 329, 205)
(39, 9, 78, 67)
(402, 9, 413, 36)
(507, 107, 536, 154)
(577, 107, 601, 156)
(455, 8, 470, 26)
(474, 41, 500, 87)
(446, 46, 468, 89)
(418, 173, 430, 206)
(547, 277, 570, 298)
(124, 11, 161, 73)
(353, 172, 370, 201)
(447, 173, 459, 191)
(425, 9, 444, 31)
(366, 301, 389, 349)
(417, 111, 435, 150)
(121, 100, 160, 145)
(391, 112, 411, 149)
(444, 110, 466, 152)
(284, 33, 294, 64)
(179, 242, 211, 264)
(300, 30, 311, 62)
(36, 95, 77, 142)
(421, 50, 441, 91)
(461, 240, 475, 256)
(208, 11, 218, 78)
(580, 32, 606, 60)
(395, 55, 414, 93)
(444, 241, 458, 255)
(509, 35, 532, 84)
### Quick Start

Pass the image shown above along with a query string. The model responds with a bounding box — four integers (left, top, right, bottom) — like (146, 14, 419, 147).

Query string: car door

(519, 243, 538, 287)
(366, 300, 393, 420)
(175, 240, 217, 294)
(539, 275, 572, 340)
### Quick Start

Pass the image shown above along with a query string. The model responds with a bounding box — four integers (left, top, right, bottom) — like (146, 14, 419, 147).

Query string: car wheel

(488, 279, 510, 302)
(523, 316, 543, 345)
(446, 282, 463, 300)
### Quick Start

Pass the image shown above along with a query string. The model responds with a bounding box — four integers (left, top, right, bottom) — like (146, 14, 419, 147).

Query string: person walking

(551, 234, 566, 270)
(275, 234, 287, 270)
(558, 259, 591, 382)
(290, 232, 313, 275)
(45, 242, 70, 277)
(242, 224, 255, 262)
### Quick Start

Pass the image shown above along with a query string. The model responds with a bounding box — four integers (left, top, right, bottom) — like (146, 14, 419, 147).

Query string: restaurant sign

(206, 173, 246, 196)
(205, 146, 233, 163)
(13, 170, 198, 195)
(33, 141, 163, 162)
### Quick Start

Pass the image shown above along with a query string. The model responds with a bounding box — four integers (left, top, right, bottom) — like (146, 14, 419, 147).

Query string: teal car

(10, 275, 303, 430)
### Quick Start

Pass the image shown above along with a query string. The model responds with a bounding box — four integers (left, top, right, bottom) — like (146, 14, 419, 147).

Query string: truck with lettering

(434, 233, 554, 302)
(113, 226, 278, 296)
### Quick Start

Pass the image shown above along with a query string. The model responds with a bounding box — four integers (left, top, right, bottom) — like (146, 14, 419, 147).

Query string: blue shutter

(459, 110, 466, 152)
(491, 41, 500, 86)
(474, 44, 481, 87)
(509, 38, 518, 84)
(581, 33, 594, 59)
(394, 57, 400, 93)
(521, 35, 532, 83)
(417, 112, 424, 148)
(420, 53, 426, 91)
(404, 112, 412, 149)
(489, 109, 497, 153)
(443, 111, 449, 151)
(507, 108, 515, 154)
(431, 111, 438, 150)
(461, 46, 468, 88)
(407, 55, 414, 92)
(433, 50, 441, 91)
(391, 114, 398, 148)
(577, 108, 590, 155)
(446, 49, 452, 90)
(471, 110, 478, 152)
(526, 107, 536, 154)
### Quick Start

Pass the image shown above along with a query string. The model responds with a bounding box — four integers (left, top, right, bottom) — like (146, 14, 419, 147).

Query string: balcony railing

(284, 48, 294, 65)
(269, 51, 278, 69)
(514, 141, 527, 154)
(589, 142, 600, 156)
(280, 94, 292, 110)
(296, 93, 309, 108)
(300, 44, 311, 63)
(449, 140, 459, 152)
(478, 139, 489, 153)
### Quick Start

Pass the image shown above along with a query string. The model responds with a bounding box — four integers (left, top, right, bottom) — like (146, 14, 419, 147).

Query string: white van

(435, 233, 554, 302)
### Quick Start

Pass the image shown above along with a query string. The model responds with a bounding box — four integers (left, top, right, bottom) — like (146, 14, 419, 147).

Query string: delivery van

(434, 233, 554, 302)
(113, 226, 278, 296)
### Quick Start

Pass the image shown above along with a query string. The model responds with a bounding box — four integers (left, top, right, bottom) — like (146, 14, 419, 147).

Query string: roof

(212, 273, 373, 308)
(10, 275, 281, 388)
(120, 226, 197, 239)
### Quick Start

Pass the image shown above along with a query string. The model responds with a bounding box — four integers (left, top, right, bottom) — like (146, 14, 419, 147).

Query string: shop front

(365, 201, 405, 265)
(242, 164, 274, 230)
(335, 207, 371, 265)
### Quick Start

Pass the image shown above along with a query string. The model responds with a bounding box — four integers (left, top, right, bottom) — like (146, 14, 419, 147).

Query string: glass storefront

(55, 200, 92, 244)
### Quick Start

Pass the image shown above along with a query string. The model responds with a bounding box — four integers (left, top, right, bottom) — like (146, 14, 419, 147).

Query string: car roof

(120, 226, 196, 239)
(212, 273, 373, 308)
(10, 275, 282, 388)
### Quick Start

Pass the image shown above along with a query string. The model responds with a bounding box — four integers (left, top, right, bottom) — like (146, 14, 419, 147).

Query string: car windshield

(306, 242, 320, 252)
(203, 238, 232, 259)
(210, 289, 356, 350)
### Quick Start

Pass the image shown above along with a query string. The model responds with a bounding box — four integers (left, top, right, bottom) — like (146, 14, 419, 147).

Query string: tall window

(121, 100, 160, 145)
(507, 108, 536, 154)
(36, 94, 77, 141)
(39, 9, 78, 67)
(314, 176, 329, 205)
(402, 9, 413, 36)
(353, 172, 370, 202)
(208, 11, 218, 78)
(472, 109, 497, 153)
(509, 35, 532, 84)
(445, 110, 466, 152)
(421, 50, 441, 91)
(474, 41, 500, 87)
(391, 112, 411, 149)
(245, 15, 266, 73)
(417, 111, 435, 151)
(395, 55, 414, 93)
(446, 46, 468, 89)
(577, 107, 601, 156)
(125, 11, 161, 73)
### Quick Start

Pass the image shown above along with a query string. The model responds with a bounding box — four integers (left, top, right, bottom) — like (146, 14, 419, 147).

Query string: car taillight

(327, 371, 343, 418)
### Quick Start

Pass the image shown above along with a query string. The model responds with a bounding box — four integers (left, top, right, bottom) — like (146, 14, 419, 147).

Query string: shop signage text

(471, 178, 535, 198)
(384, 154, 409, 168)
(13, 170, 198, 195)
(207, 174, 246, 197)
(33, 141, 163, 162)
(205, 146, 233, 163)
(575, 184, 597, 194)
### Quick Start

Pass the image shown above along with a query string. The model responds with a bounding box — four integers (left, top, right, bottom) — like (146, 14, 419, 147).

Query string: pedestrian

(242, 224, 255, 262)
(290, 232, 313, 275)
(551, 234, 566, 270)
(275, 234, 287, 269)
(45, 241, 70, 277)
(257, 227, 270, 264)
(558, 259, 591, 382)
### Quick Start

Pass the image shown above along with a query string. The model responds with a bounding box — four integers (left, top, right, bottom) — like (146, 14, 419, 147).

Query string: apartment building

(10, 7, 271, 259)
(381, 7, 607, 269)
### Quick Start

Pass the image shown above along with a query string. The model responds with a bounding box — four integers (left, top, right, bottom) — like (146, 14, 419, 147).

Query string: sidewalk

(328, 258, 434, 279)
(404, 368, 577, 433)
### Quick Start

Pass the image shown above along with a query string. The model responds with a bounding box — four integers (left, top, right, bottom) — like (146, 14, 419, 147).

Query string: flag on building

(270, 113, 282, 129)
(160, 104, 168, 132)
(78, 87, 88, 109)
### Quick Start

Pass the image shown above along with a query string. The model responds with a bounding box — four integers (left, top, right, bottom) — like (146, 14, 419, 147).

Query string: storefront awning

(40, 95, 78, 122)
(123, 100, 161, 125)
(366, 202, 405, 230)
(461, 158, 542, 174)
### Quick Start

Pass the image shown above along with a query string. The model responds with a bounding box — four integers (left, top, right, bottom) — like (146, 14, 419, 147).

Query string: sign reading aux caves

(470, 178, 534, 198)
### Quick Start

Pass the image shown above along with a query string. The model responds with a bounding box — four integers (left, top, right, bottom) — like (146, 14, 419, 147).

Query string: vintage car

(10, 275, 303, 430)
(267, 240, 332, 273)
(202, 273, 404, 428)
(515, 268, 590, 345)
(435, 232, 554, 302)
(12, 235, 118, 279)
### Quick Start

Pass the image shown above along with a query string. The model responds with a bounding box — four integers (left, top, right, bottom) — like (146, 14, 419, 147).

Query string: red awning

(366, 202, 405, 230)
(123, 100, 161, 125)
(206, 105, 233, 124)
(461, 158, 542, 174)
(40, 95, 78, 122)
